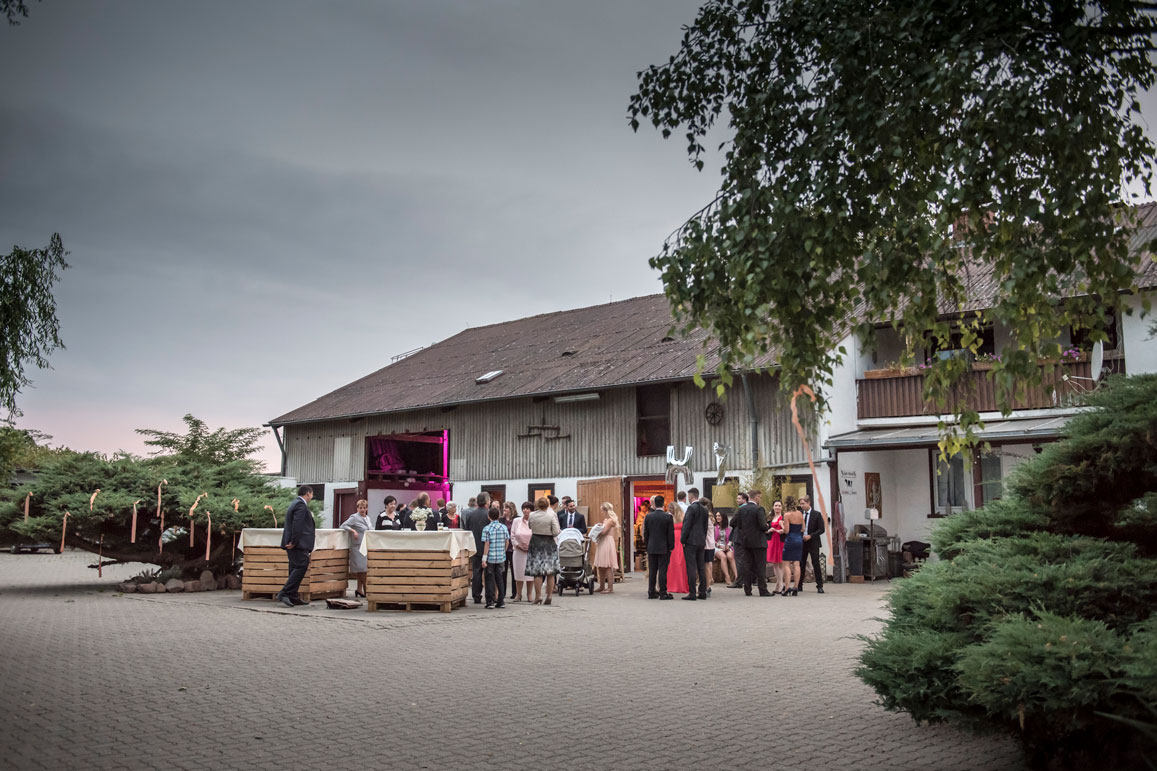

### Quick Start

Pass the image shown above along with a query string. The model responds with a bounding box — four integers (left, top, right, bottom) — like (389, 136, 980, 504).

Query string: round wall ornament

(705, 402, 724, 425)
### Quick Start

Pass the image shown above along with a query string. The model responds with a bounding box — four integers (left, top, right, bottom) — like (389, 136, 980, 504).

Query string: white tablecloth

(238, 528, 350, 552)
(361, 529, 476, 558)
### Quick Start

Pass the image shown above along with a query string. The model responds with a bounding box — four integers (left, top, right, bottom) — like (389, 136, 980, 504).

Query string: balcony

(856, 356, 1126, 420)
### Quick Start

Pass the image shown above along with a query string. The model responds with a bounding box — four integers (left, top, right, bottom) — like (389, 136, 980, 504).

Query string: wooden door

(333, 488, 359, 528)
(577, 477, 626, 574)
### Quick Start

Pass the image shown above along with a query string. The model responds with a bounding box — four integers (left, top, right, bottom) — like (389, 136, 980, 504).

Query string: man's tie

(568, 513, 574, 529)
(804, 511, 810, 533)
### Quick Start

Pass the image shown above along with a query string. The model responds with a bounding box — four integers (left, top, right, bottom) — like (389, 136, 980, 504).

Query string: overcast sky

(1, 1, 721, 471)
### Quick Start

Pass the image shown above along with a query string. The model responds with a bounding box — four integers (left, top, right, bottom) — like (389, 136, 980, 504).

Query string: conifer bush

(858, 375, 1157, 770)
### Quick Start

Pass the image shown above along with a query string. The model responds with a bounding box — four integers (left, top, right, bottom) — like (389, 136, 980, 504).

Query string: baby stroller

(556, 528, 595, 596)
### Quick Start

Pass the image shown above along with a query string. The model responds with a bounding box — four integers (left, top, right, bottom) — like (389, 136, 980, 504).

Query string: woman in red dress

(666, 502, 690, 594)
(766, 500, 787, 595)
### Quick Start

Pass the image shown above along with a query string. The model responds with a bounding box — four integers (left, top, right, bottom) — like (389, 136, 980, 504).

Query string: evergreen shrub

(858, 375, 1157, 770)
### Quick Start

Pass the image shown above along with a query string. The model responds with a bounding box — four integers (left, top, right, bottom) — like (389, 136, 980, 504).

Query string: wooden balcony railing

(856, 357, 1126, 420)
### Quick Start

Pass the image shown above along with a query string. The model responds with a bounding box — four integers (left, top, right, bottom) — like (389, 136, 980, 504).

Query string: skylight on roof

(476, 370, 504, 384)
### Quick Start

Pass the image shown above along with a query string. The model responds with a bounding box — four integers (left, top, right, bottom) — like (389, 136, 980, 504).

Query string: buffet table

(363, 530, 475, 613)
(239, 528, 350, 602)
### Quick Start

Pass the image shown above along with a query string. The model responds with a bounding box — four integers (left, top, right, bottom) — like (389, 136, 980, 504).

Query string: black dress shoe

(290, 597, 309, 606)
(648, 594, 659, 599)
(817, 587, 825, 593)
(277, 594, 294, 608)
(759, 591, 773, 597)
(681, 595, 696, 601)
(660, 594, 674, 600)
(744, 590, 753, 596)
(698, 594, 708, 600)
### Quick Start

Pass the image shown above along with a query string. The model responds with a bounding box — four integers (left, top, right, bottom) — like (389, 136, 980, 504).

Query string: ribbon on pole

(131, 500, 142, 543)
(24, 492, 30, 522)
(205, 512, 212, 562)
(157, 480, 168, 553)
(98, 535, 104, 578)
(60, 511, 69, 554)
(89, 489, 101, 511)
(790, 385, 834, 567)
(264, 505, 277, 527)
(188, 492, 207, 547)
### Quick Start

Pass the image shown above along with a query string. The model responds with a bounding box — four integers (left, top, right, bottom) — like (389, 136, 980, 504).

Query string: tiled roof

(271, 294, 773, 425)
(272, 203, 1157, 425)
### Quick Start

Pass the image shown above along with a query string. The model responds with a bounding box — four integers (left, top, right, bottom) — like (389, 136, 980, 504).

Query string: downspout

(270, 425, 287, 477)
(739, 373, 760, 469)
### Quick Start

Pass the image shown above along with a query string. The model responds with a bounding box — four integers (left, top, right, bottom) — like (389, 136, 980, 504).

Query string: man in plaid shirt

(481, 508, 510, 609)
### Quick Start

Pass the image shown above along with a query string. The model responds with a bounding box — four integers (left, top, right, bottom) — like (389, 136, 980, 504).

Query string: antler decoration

(232, 498, 240, 512)
(790, 385, 833, 567)
(264, 505, 277, 527)
(89, 489, 101, 511)
(24, 492, 30, 522)
(60, 511, 70, 554)
(157, 480, 168, 554)
(131, 500, 143, 543)
(189, 492, 208, 547)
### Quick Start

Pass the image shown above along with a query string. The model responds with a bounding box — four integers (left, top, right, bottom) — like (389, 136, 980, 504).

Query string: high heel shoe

(355, 590, 366, 598)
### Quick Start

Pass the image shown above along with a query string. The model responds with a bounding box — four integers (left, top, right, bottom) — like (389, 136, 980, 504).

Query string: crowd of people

(315, 485, 824, 609)
(640, 488, 826, 599)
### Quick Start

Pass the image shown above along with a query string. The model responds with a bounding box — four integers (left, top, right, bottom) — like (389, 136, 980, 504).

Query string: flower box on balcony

(863, 366, 919, 379)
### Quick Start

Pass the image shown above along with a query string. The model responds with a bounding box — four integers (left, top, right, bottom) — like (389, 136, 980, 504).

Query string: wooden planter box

(364, 530, 475, 613)
(862, 366, 918, 379)
(239, 529, 350, 602)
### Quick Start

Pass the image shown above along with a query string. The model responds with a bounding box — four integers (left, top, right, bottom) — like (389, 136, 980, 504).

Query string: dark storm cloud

(0, 0, 717, 467)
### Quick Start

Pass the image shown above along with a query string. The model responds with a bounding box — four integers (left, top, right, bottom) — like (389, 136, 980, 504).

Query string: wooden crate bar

(364, 532, 474, 613)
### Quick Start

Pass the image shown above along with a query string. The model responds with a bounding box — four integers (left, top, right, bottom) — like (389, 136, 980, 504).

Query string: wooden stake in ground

(60, 511, 69, 554)
(131, 499, 142, 543)
(24, 492, 30, 522)
(156, 479, 168, 554)
(205, 512, 212, 562)
(98, 535, 104, 578)
(188, 492, 207, 547)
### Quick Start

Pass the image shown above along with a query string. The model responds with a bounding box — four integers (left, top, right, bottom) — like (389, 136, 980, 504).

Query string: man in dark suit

(461, 492, 491, 604)
(557, 497, 587, 535)
(727, 494, 748, 589)
(796, 495, 826, 593)
(681, 494, 710, 600)
(643, 494, 675, 599)
(735, 490, 771, 596)
(277, 485, 316, 607)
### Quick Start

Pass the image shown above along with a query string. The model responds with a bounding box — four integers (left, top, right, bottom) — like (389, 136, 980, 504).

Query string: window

(527, 483, 555, 503)
(979, 452, 1003, 505)
(636, 384, 671, 456)
(1069, 310, 1119, 351)
(935, 455, 966, 513)
(481, 484, 506, 505)
(925, 324, 995, 360)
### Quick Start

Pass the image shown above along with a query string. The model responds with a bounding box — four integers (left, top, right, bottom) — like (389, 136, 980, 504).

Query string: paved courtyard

(0, 551, 1025, 770)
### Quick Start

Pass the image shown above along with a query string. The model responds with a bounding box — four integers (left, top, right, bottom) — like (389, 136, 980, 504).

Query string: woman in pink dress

(766, 500, 787, 595)
(593, 502, 620, 593)
(666, 502, 689, 594)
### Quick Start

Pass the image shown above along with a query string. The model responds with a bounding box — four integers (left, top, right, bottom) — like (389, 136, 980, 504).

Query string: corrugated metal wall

(283, 374, 812, 483)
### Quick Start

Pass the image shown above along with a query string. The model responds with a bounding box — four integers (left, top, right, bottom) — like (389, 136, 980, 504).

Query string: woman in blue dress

(780, 497, 805, 596)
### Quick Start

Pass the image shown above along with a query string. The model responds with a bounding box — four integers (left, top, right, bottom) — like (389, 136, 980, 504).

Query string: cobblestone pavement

(0, 551, 1025, 770)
